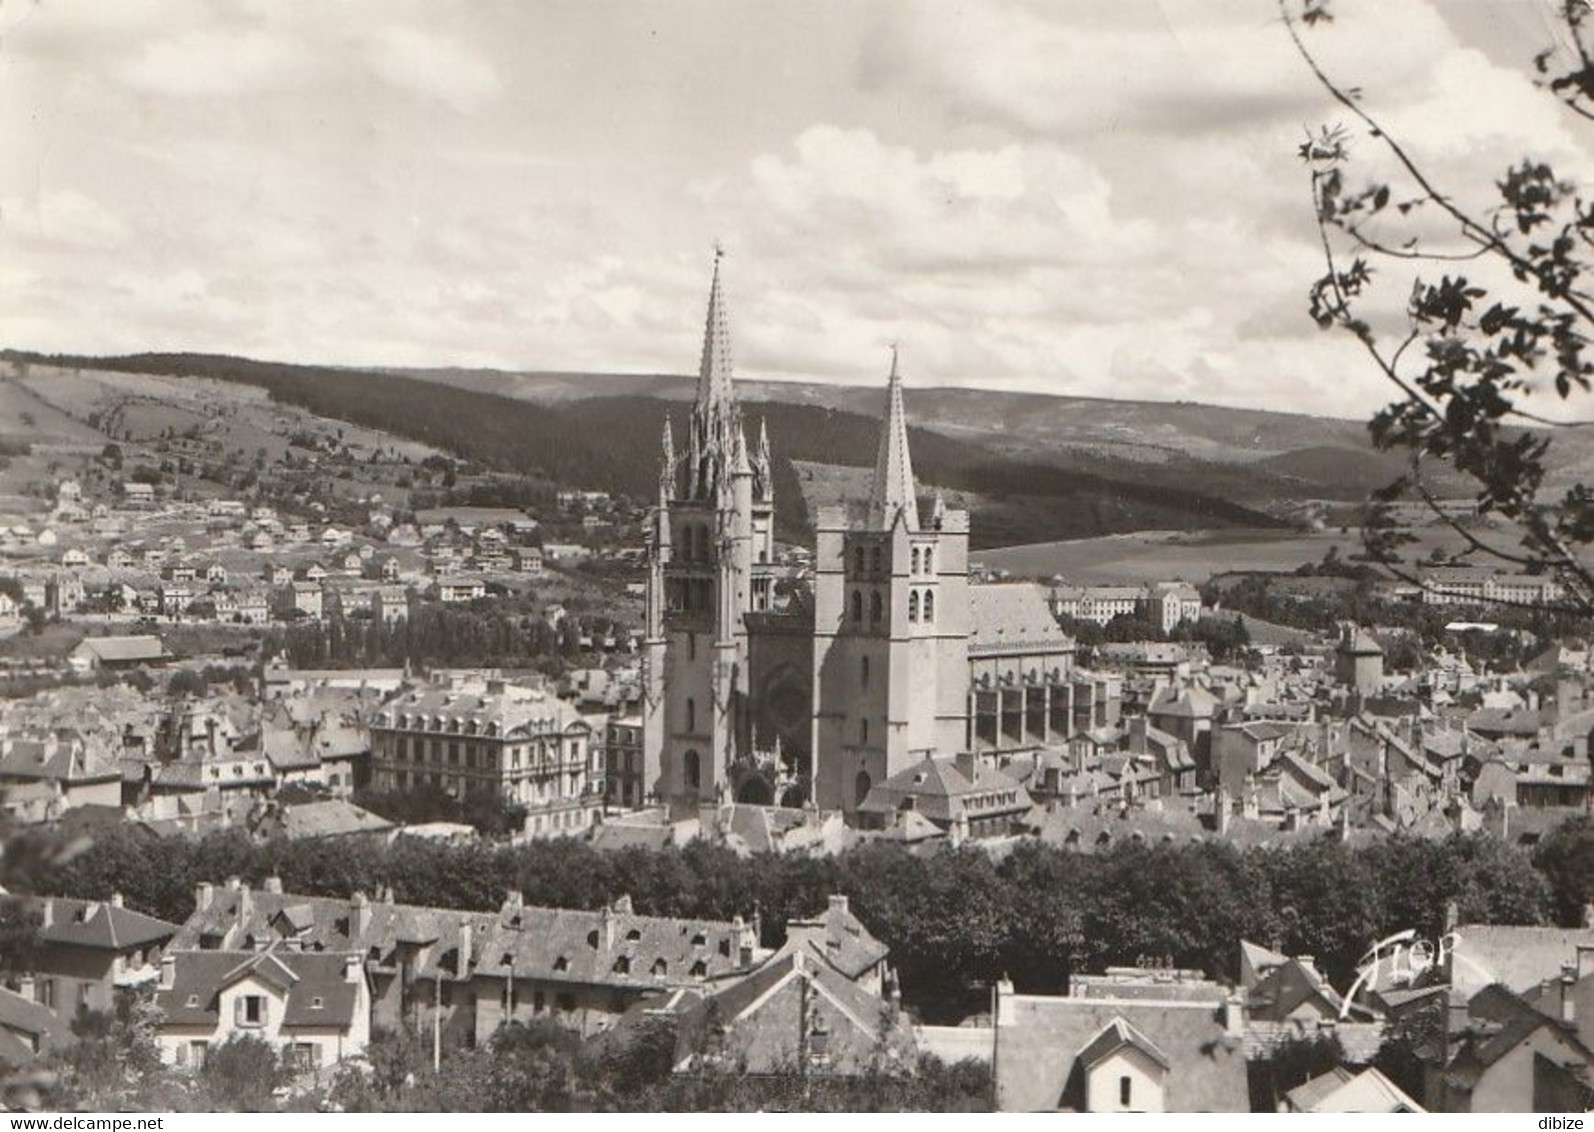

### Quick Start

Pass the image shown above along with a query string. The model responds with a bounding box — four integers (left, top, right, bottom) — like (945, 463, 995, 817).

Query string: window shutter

(234, 996, 246, 1025)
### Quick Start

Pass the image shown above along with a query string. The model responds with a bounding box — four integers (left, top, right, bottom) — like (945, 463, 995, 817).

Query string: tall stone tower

(810, 349, 970, 813)
(645, 253, 775, 816)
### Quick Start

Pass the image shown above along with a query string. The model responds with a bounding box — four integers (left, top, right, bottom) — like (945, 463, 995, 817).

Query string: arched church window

(853, 546, 865, 576)
(861, 656, 870, 688)
(686, 698, 696, 732)
(854, 770, 872, 808)
(923, 590, 936, 623)
(870, 590, 882, 623)
(870, 546, 883, 576)
(685, 749, 701, 790)
(860, 718, 869, 744)
(908, 591, 920, 622)
(851, 589, 863, 622)
(924, 547, 934, 575)
(911, 547, 921, 574)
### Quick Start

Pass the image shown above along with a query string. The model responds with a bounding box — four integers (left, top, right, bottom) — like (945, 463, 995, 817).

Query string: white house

(153, 948, 371, 1072)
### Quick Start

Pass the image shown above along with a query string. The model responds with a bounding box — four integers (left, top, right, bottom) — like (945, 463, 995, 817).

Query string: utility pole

(433, 970, 442, 1073)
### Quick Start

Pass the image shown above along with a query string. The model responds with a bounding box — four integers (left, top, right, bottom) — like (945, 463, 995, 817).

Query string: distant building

(67, 635, 168, 674)
(370, 671, 600, 833)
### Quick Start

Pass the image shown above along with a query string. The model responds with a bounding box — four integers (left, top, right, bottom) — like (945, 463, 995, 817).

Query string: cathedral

(644, 256, 1115, 818)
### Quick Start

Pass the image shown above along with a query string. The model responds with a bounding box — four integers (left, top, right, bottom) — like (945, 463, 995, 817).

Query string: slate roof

(153, 948, 362, 1029)
(0, 733, 120, 785)
(1444, 983, 1593, 1091)
(20, 896, 177, 952)
(271, 799, 394, 840)
(1287, 1066, 1423, 1112)
(1077, 1017, 1170, 1070)
(773, 896, 889, 981)
(859, 756, 1031, 824)
(1450, 923, 1594, 995)
(175, 886, 753, 991)
(997, 992, 1249, 1112)
(969, 584, 1073, 653)
(0, 986, 67, 1068)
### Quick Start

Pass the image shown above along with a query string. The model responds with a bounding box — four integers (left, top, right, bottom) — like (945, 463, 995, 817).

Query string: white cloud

(361, 25, 503, 112)
(118, 27, 301, 97)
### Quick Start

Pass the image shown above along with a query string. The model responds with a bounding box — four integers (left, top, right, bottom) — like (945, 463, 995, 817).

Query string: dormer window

(690, 959, 707, 978)
(613, 956, 630, 975)
(587, 929, 600, 950)
(554, 955, 568, 972)
(626, 928, 642, 942)
(651, 958, 667, 978)
(311, 996, 324, 1010)
(691, 932, 706, 948)
(186, 994, 199, 1008)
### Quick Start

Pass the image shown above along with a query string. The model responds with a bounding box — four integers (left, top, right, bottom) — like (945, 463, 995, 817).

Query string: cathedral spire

(696, 245, 734, 412)
(658, 417, 676, 502)
(868, 344, 920, 531)
(752, 416, 774, 502)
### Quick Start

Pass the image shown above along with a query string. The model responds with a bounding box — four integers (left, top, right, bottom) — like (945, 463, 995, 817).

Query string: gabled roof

(1287, 1066, 1423, 1112)
(774, 896, 888, 981)
(1077, 1017, 1170, 1071)
(71, 636, 165, 663)
(997, 992, 1248, 1112)
(153, 948, 361, 1029)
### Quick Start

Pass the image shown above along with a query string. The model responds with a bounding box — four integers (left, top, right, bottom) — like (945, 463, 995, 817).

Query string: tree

(199, 1035, 291, 1111)
(1285, 0, 1594, 613)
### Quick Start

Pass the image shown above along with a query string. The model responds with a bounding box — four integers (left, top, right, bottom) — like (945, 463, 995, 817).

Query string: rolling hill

(2, 350, 1284, 549)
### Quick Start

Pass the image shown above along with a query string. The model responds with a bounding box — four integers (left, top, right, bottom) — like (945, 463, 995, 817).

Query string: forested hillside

(4, 350, 1281, 547)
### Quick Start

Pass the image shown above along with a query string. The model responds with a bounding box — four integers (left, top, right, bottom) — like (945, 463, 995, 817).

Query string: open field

(975, 528, 1367, 583)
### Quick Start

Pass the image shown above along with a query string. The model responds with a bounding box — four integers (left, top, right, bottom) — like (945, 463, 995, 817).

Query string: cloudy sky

(2, 0, 1590, 417)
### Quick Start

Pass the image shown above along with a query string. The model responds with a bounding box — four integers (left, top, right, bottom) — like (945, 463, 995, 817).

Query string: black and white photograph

(1, 0, 1594, 1117)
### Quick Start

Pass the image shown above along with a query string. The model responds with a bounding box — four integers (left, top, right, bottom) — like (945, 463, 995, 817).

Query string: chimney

(612, 894, 633, 915)
(602, 903, 616, 950)
(738, 918, 756, 967)
(159, 955, 176, 991)
(1224, 990, 1245, 1036)
(110, 892, 124, 909)
(195, 882, 214, 911)
(236, 883, 252, 927)
(264, 876, 283, 895)
(344, 954, 362, 985)
(1578, 945, 1594, 982)
(1561, 964, 1577, 1027)
(1583, 903, 1594, 930)
(457, 922, 473, 974)
(828, 894, 850, 917)
(350, 891, 371, 939)
(1444, 900, 1460, 935)
(955, 750, 977, 783)
(15, 975, 34, 1002)
(40, 899, 53, 930)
